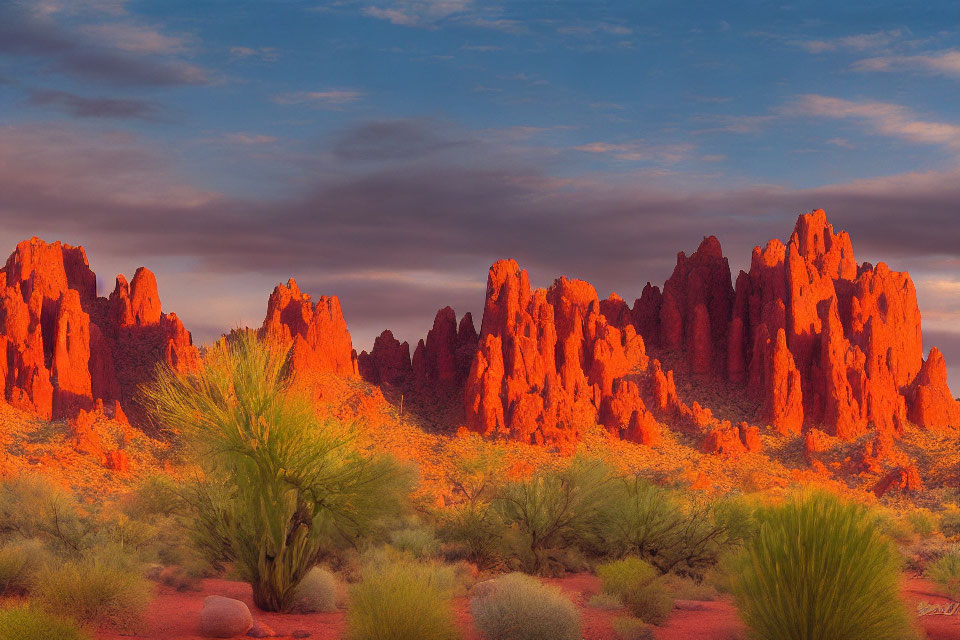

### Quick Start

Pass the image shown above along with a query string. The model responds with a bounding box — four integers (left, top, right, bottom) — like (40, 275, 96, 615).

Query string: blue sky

(1, 0, 959, 385)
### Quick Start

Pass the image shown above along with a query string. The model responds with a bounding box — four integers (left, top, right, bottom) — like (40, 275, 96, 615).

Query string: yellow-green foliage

(927, 551, 960, 599)
(145, 334, 408, 611)
(941, 507, 960, 537)
(731, 491, 917, 640)
(346, 556, 459, 640)
(34, 557, 152, 632)
(294, 566, 339, 613)
(470, 572, 581, 640)
(906, 509, 938, 537)
(390, 525, 440, 558)
(0, 605, 89, 640)
(0, 539, 52, 596)
(0, 475, 91, 554)
(588, 592, 623, 609)
(610, 616, 655, 640)
(596, 557, 673, 625)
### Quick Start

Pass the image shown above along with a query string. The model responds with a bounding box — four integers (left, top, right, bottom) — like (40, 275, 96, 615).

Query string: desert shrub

(346, 556, 458, 640)
(661, 573, 718, 601)
(493, 457, 614, 572)
(0, 538, 53, 596)
(610, 616, 655, 640)
(927, 551, 960, 599)
(294, 566, 339, 613)
(731, 491, 916, 640)
(471, 572, 580, 640)
(34, 557, 152, 632)
(940, 507, 960, 537)
(440, 502, 504, 568)
(596, 557, 673, 625)
(588, 592, 623, 609)
(906, 508, 938, 537)
(588, 476, 746, 576)
(0, 605, 89, 640)
(390, 525, 441, 558)
(145, 334, 408, 611)
(0, 475, 92, 554)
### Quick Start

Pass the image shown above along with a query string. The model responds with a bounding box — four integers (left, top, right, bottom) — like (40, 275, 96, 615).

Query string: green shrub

(34, 557, 152, 632)
(731, 491, 917, 640)
(610, 616, 655, 640)
(145, 334, 408, 611)
(906, 509, 938, 537)
(597, 557, 673, 625)
(0, 475, 92, 554)
(0, 538, 52, 595)
(470, 572, 580, 640)
(927, 552, 960, 599)
(294, 566, 338, 613)
(0, 605, 89, 640)
(588, 476, 744, 576)
(941, 507, 960, 537)
(346, 557, 458, 640)
(390, 525, 441, 558)
(493, 457, 613, 573)
(587, 592, 623, 609)
(661, 573, 718, 601)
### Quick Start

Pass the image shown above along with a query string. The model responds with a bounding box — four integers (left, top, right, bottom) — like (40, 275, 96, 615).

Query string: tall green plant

(145, 333, 406, 611)
(731, 491, 916, 640)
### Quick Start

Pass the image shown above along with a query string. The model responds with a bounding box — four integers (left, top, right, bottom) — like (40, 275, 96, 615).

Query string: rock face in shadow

(0, 237, 199, 424)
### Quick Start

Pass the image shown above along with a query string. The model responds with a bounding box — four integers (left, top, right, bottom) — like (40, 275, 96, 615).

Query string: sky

(1, 0, 959, 388)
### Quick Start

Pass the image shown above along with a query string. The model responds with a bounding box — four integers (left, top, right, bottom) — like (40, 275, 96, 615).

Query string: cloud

(783, 94, 960, 149)
(0, 3, 207, 85)
(575, 141, 695, 164)
(796, 30, 902, 53)
(215, 133, 279, 145)
(27, 88, 162, 120)
(271, 90, 364, 107)
(229, 46, 279, 61)
(361, 0, 472, 26)
(853, 50, 960, 77)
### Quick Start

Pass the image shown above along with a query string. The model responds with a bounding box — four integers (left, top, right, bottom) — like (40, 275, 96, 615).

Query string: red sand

(97, 573, 959, 640)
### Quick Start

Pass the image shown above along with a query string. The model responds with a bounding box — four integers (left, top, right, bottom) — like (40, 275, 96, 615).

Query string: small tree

(145, 333, 405, 611)
(493, 456, 613, 572)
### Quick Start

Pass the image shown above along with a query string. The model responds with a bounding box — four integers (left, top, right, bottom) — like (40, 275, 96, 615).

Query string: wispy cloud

(216, 132, 279, 145)
(853, 50, 960, 77)
(27, 88, 162, 120)
(229, 45, 279, 62)
(783, 94, 960, 149)
(797, 30, 902, 53)
(76, 22, 188, 54)
(271, 89, 364, 107)
(574, 141, 695, 164)
(361, 0, 471, 27)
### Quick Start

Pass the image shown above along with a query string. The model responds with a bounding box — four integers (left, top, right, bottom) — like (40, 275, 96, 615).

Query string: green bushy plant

(493, 457, 613, 572)
(940, 507, 960, 537)
(597, 557, 673, 625)
(730, 491, 917, 640)
(0, 475, 92, 554)
(927, 551, 960, 599)
(610, 616, 655, 640)
(470, 572, 580, 640)
(34, 557, 152, 632)
(346, 556, 458, 640)
(0, 605, 89, 640)
(0, 538, 53, 596)
(390, 525, 441, 558)
(587, 592, 623, 609)
(906, 508, 938, 537)
(145, 334, 408, 611)
(294, 566, 339, 613)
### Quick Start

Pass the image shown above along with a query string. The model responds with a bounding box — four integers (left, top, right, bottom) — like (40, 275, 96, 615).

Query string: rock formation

(0, 237, 199, 424)
(258, 278, 358, 380)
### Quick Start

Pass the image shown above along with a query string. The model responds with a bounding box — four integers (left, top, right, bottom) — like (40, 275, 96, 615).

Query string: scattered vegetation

(471, 572, 581, 640)
(730, 491, 916, 640)
(940, 507, 960, 537)
(596, 557, 673, 625)
(0, 606, 90, 640)
(346, 555, 458, 640)
(587, 592, 623, 609)
(34, 557, 152, 633)
(610, 616, 655, 640)
(0, 538, 52, 596)
(927, 551, 960, 599)
(145, 334, 408, 611)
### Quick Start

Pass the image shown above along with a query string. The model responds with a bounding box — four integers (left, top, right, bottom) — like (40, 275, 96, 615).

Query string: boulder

(200, 595, 253, 638)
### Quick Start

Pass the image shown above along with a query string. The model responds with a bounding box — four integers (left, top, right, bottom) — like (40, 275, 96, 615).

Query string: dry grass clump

(0, 538, 53, 596)
(471, 572, 580, 640)
(293, 566, 339, 613)
(927, 550, 960, 599)
(596, 557, 673, 625)
(610, 616, 655, 640)
(0, 605, 90, 640)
